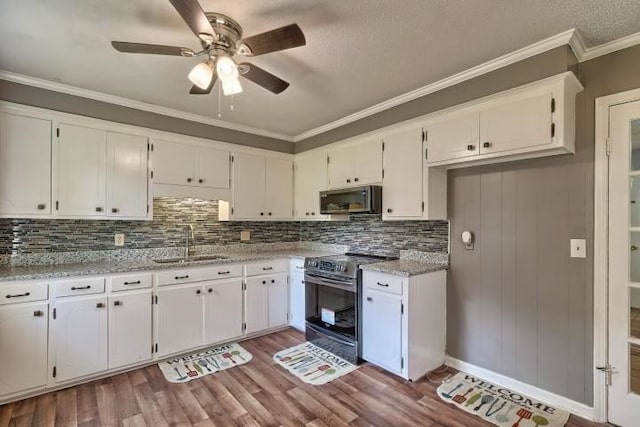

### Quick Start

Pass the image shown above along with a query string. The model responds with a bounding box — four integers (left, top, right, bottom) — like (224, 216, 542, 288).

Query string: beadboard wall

(0, 198, 449, 256)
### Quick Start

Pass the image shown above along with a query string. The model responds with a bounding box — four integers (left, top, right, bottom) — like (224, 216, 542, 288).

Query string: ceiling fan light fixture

(222, 79, 243, 96)
(188, 60, 214, 89)
(216, 55, 242, 95)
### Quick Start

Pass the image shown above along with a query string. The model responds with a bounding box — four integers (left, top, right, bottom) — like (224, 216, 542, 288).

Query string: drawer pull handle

(96, 302, 105, 308)
(33, 310, 44, 317)
(174, 275, 189, 280)
(218, 271, 230, 275)
(114, 301, 123, 306)
(123, 280, 141, 285)
(366, 296, 373, 302)
(5, 292, 31, 299)
(376, 282, 389, 287)
(71, 286, 91, 291)
(296, 266, 304, 269)
(262, 267, 273, 271)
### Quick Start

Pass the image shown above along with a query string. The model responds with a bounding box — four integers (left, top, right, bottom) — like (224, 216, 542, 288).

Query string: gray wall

(0, 80, 293, 153)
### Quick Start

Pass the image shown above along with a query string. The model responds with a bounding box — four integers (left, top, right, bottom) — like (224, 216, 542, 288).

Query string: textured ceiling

(1, 0, 639, 139)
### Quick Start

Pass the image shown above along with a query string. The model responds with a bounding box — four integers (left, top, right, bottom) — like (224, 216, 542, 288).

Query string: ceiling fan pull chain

(230, 94, 235, 112)
(217, 84, 222, 119)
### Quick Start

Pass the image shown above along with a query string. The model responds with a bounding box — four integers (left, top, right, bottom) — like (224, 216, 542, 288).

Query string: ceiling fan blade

(111, 41, 194, 56)
(239, 63, 290, 94)
(189, 75, 217, 94)
(239, 24, 305, 57)
(168, 0, 215, 43)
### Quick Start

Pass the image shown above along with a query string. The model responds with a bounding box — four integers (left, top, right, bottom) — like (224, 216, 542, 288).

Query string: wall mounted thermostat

(462, 231, 474, 250)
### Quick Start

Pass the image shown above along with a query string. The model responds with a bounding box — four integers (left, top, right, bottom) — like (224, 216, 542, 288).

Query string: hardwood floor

(0, 329, 604, 427)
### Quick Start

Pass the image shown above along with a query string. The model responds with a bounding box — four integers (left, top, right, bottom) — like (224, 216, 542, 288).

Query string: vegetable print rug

(437, 372, 570, 427)
(273, 342, 358, 385)
(158, 343, 252, 383)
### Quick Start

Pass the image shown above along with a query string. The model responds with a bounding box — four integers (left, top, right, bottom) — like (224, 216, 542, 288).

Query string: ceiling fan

(111, 0, 306, 96)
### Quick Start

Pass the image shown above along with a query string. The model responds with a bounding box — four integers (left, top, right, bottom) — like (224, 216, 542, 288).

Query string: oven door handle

(306, 323, 356, 347)
(304, 273, 354, 287)
(304, 273, 356, 292)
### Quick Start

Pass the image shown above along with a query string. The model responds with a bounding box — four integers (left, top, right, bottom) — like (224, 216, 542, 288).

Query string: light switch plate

(114, 233, 125, 247)
(240, 230, 250, 241)
(570, 238, 586, 258)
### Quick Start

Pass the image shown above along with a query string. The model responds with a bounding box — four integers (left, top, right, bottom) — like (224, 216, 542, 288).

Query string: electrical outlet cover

(570, 238, 586, 258)
(114, 233, 125, 247)
(240, 230, 250, 241)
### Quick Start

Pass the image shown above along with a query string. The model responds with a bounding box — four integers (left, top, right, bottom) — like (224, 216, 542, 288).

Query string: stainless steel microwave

(319, 185, 382, 214)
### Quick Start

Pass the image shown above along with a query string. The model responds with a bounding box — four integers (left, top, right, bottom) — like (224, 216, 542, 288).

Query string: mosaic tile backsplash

(0, 198, 449, 256)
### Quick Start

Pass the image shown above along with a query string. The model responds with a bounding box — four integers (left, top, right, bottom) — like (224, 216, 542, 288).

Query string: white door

(328, 145, 354, 189)
(152, 139, 195, 186)
(196, 146, 230, 189)
(0, 302, 48, 396)
(383, 127, 423, 218)
(106, 132, 148, 218)
(204, 279, 243, 344)
(426, 111, 480, 163)
(479, 92, 552, 154)
(608, 100, 640, 426)
(268, 274, 289, 328)
(233, 152, 266, 219)
(353, 137, 383, 185)
(156, 284, 203, 357)
(245, 277, 268, 334)
(362, 288, 402, 374)
(56, 124, 106, 216)
(289, 271, 306, 331)
(54, 296, 108, 382)
(0, 112, 51, 216)
(108, 291, 152, 369)
(266, 158, 293, 219)
(294, 150, 328, 219)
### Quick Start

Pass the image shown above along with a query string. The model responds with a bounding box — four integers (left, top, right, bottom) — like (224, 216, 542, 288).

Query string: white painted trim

(0, 70, 295, 142)
(579, 30, 640, 62)
(593, 87, 640, 424)
(445, 356, 596, 421)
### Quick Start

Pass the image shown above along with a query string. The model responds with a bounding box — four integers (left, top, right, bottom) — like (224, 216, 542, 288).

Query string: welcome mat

(158, 343, 252, 383)
(437, 372, 570, 427)
(273, 342, 358, 385)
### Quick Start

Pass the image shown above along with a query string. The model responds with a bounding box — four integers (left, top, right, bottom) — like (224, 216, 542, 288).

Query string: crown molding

(576, 30, 640, 62)
(0, 70, 295, 142)
(292, 29, 577, 142)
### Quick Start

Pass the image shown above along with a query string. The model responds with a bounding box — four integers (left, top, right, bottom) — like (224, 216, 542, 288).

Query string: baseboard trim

(444, 356, 596, 421)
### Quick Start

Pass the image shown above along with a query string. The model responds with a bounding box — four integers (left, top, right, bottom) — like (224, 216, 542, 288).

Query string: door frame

(594, 87, 640, 422)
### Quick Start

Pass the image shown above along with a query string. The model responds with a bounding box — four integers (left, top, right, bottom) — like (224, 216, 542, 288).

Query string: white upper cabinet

(55, 123, 107, 217)
(0, 112, 51, 217)
(106, 132, 149, 218)
(328, 136, 382, 189)
(198, 145, 231, 189)
(425, 111, 480, 163)
(266, 157, 294, 219)
(382, 127, 424, 219)
(294, 150, 328, 220)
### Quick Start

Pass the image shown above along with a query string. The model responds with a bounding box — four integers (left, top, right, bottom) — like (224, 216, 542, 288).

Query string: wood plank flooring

(0, 329, 605, 427)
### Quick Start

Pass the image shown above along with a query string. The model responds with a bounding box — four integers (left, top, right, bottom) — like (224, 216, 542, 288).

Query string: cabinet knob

(114, 300, 123, 306)
(111, 208, 119, 214)
(268, 212, 272, 216)
(187, 177, 192, 183)
(483, 142, 492, 148)
(387, 208, 393, 213)
(306, 212, 309, 216)
(346, 179, 351, 183)
(262, 280, 266, 284)
(311, 212, 315, 215)
(196, 289, 201, 295)
(271, 279, 275, 283)
(466, 145, 476, 151)
(96, 302, 105, 308)
(354, 177, 359, 182)
(37, 203, 46, 210)
(208, 288, 212, 293)
(260, 212, 264, 216)
(366, 297, 373, 302)
(198, 179, 204, 183)
(33, 310, 44, 317)
(95, 207, 103, 212)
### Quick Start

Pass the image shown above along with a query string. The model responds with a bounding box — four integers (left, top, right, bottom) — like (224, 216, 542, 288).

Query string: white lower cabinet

(268, 274, 289, 328)
(0, 302, 48, 397)
(362, 288, 403, 374)
(53, 295, 108, 383)
(204, 279, 243, 345)
(156, 284, 203, 357)
(245, 273, 289, 334)
(108, 290, 152, 369)
(288, 270, 306, 331)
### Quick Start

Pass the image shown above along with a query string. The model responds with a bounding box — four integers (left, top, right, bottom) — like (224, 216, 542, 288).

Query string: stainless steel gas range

(303, 253, 397, 364)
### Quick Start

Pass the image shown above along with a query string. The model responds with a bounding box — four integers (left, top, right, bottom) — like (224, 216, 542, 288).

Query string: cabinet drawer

(289, 258, 305, 272)
(157, 264, 243, 286)
(55, 277, 105, 297)
(245, 259, 288, 276)
(363, 271, 403, 295)
(0, 282, 48, 305)
(109, 273, 152, 292)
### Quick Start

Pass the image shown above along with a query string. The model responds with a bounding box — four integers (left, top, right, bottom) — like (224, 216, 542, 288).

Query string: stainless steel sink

(152, 255, 228, 264)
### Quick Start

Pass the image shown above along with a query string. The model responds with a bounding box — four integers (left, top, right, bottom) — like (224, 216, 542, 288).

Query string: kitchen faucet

(185, 224, 195, 258)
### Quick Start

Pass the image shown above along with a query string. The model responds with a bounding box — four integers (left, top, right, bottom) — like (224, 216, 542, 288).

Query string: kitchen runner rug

(437, 372, 570, 427)
(158, 343, 252, 383)
(273, 342, 358, 385)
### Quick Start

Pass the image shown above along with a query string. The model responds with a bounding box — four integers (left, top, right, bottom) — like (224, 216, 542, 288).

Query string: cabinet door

(152, 139, 195, 186)
(268, 274, 289, 329)
(0, 303, 48, 396)
(383, 127, 423, 219)
(294, 151, 328, 219)
(245, 277, 268, 334)
(106, 132, 148, 218)
(265, 157, 293, 219)
(56, 124, 106, 216)
(0, 112, 51, 216)
(196, 146, 230, 189)
(108, 291, 152, 369)
(233, 152, 266, 219)
(54, 296, 108, 382)
(362, 288, 402, 373)
(353, 137, 383, 185)
(204, 279, 243, 344)
(479, 92, 552, 154)
(328, 145, 354, 189)
(426, 111, 480, 163)
(289, 271, 305, 331)
(156, 284, 203, 357)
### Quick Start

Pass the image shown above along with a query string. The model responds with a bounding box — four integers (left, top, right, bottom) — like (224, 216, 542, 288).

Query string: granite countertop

(0, 249, 340, 282)
(361, 259, 448, 277)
